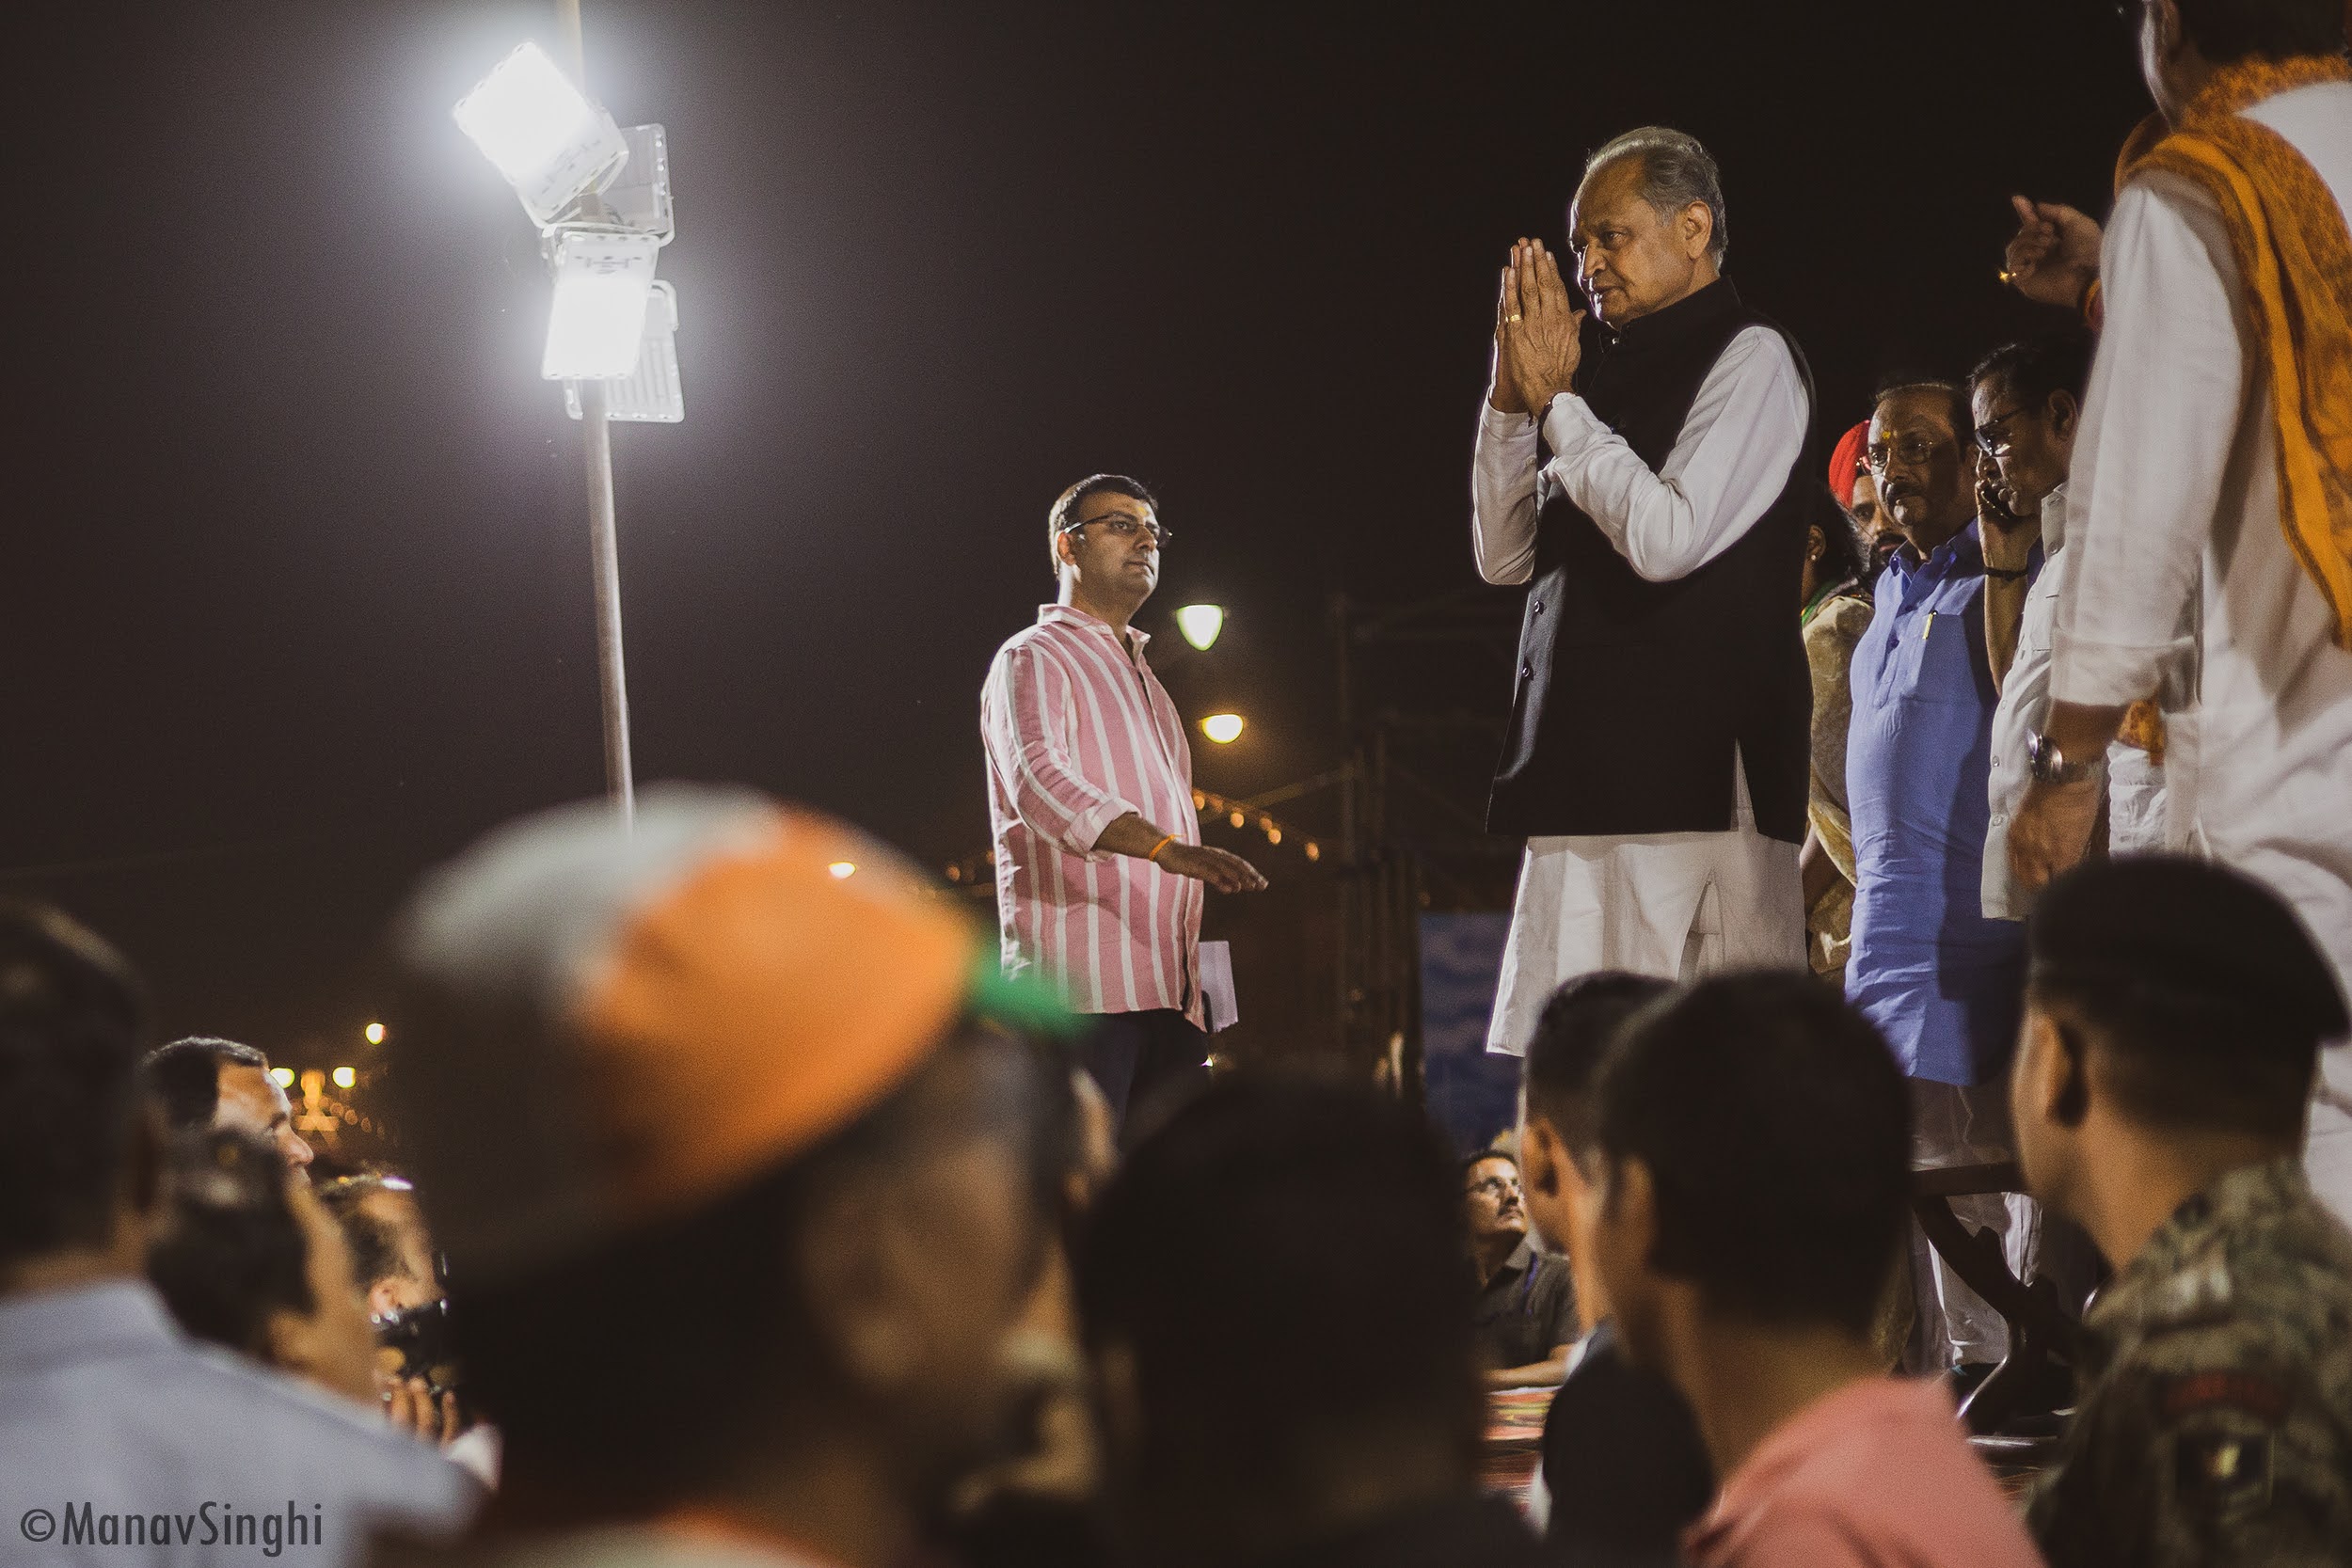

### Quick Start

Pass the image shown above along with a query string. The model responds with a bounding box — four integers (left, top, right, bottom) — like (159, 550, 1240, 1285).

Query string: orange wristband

(1146, 834, 1177, 863)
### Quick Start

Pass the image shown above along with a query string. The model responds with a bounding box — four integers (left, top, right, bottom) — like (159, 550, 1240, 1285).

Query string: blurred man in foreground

(0, 903, 477, 1568)
(2014, 858, 2352, 1565)
(1515, 972, 1712, 1567)
(1078, 1079, 1547, 1568)
(1591, 972, 2041, 1568)
(385, 787, 1068, 1568)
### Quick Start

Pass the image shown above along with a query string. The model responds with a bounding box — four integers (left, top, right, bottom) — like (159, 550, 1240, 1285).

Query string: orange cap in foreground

(389, 785, 983, 1286)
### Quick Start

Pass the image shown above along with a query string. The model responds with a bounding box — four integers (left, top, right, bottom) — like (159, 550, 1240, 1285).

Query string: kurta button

(1532, 599, 1544, 613)
(1520, 663, 1534, 680)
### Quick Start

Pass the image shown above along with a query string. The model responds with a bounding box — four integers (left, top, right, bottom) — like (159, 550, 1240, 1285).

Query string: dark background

(7, 2, 2148, 1078)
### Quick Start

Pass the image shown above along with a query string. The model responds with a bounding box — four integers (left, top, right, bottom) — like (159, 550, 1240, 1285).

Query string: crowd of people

(8, 1, 2352, 1567)
(6, 806, 2349, 1568)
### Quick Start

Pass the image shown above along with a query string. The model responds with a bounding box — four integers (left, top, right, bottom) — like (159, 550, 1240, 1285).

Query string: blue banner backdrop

(1419, 912, 1521, 1154)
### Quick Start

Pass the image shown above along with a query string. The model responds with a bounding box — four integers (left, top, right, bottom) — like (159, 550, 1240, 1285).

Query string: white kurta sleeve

(1534, 325, 1808, 583)
(2051, 174, 2244, 707)
(1470, 403, 1543, 586)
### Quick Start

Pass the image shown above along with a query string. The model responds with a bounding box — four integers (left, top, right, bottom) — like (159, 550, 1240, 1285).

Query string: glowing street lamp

(541, 231, 661, 380)
(452, 41, 628, 225)
(268, 1067, 294, 1088)
(453, 8, 686, 830)
(1176, 604, 1226, 652)
(1200, 713, 1246, 745)
(331, 1067, 358, 1090)
(363, 1022, 386, 1046)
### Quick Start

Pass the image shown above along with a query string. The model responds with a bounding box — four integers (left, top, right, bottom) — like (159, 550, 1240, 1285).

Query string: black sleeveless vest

(1486, 279, 1815, 844)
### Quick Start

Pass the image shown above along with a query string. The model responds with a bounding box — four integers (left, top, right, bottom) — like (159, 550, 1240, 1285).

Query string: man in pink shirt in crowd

(1586, 972, 2043, 1568)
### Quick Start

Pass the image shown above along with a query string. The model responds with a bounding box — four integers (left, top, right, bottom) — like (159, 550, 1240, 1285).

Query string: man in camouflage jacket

(2010, 857, 2352, 1567)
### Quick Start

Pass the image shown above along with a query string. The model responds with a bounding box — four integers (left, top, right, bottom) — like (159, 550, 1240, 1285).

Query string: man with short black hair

(143, 1034, 316, 1173)
(2012, 856, 2352, 1565)
(1968, 334, 2173, 928)
(1077, 1079, 1547, 1568)
(982, 474, 1264, 1140)
(0, 904, 477, 1567)
(1474, 126, 1816, 1052)
(1589, 972, 2042, 1568)
(1516, 972, 1713, 1568)
(1460, 1150, 1577, 1389)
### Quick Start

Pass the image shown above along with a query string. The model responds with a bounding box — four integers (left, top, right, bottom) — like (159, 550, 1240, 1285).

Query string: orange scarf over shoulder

(2118, 55, 2352, 652)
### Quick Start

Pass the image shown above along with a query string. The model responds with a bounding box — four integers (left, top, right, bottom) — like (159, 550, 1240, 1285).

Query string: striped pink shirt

(980, 605, 1203, 1022)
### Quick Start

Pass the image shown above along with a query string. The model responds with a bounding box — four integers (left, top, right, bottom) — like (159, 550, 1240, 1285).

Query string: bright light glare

(453, 43, 628, 223)
(1176, 604, 1226, 651)
(331, 1066, 357, 1089)
(269, 1067, 294, 1087)
(1200, 713, 1246, 744)
(828, 861, 858, 879)
(363, 1022, 386, 1045)
(454, 45, 594, 182)
(543, 232, 660, 380)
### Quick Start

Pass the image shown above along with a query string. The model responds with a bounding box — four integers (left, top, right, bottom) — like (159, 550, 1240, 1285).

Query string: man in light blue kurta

(1845, 383, 2031, 1374)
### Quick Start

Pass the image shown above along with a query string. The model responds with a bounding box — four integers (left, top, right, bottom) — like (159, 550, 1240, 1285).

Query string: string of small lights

(943, 787, 1324, 888)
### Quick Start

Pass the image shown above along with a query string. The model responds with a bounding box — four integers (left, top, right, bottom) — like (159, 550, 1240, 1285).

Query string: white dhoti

(1907, 1080, 2041, 1371)
(1486, 762, 1804, 1054)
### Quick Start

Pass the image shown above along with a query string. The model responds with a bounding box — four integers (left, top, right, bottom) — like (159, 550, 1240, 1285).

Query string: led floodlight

(565, 280, 683, 422)
(542, 230, 661, 380)
(453, 41, 629, 226)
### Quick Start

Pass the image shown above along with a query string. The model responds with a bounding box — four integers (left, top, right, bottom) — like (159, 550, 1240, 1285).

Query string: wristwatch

(2026, 729, 2099, 785)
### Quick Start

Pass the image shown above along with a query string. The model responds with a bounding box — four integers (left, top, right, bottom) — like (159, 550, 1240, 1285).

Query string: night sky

(9, 2, 2148, 1074)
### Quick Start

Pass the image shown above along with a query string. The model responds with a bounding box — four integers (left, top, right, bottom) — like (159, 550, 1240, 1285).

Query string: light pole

(557, 1, 633, 823)
(454, 5, 684, 829)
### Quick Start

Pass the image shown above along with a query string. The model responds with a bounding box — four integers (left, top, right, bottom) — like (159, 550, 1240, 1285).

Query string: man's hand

(1156, 843, 1268, 895)
(1501, 240, 1584, 416)
(383, 1375, 461, 1449)
(2008, 777, 2103, 895)
(1488, 262, 1526, 415)
(2002, 197, 2103, 311)
(1977, 464, 2041, 571)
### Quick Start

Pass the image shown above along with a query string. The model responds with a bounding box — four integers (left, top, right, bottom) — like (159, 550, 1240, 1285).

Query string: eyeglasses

(1465, 1175, 1521, 1201)
(1061, 514, 1170, 546)
(1973, 404, 2032, 457)
(1865, 435, 1944, 474)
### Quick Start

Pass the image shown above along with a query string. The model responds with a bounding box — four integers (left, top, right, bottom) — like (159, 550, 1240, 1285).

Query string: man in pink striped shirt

(981, 474, 1265, 1136)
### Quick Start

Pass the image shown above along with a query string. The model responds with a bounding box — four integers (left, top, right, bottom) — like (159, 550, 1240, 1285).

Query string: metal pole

(580, 379, 635, 823)
(557, 0, 635, 826)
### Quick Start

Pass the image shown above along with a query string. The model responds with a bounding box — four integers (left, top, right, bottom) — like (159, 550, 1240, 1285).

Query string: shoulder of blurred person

(371, 1524, 836, 1568)
(0, 899, 479, 1565)
(1538, 1320, 1714, 1566)
(0, 1276, 482, 1552)
(2026, 1159, 2352, 1568)
(1079, 1076, 1547, 1568)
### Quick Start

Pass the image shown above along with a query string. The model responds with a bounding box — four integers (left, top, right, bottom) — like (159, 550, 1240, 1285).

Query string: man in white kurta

(2029, 71, 2352, 1219)
(1475, 130, 1810, 1054)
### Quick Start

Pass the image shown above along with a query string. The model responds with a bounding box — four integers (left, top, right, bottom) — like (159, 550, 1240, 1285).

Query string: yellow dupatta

(2120, 55, 2352, 653)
